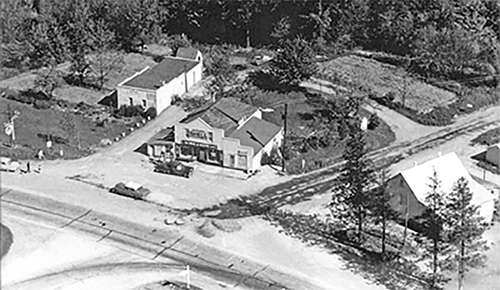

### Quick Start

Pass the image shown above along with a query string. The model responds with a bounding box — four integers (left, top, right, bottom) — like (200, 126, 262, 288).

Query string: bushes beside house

(471, 128, 500, 146)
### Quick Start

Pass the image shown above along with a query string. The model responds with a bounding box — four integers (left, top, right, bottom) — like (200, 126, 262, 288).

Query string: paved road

(0, 188, 322, 290)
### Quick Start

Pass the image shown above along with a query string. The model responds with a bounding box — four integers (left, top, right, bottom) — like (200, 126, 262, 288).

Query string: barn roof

(122, 57, 198, 90)
(399, 152, 495, 221)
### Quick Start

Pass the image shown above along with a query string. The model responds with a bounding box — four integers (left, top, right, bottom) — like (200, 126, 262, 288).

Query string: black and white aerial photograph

(1, 0, 500, 289)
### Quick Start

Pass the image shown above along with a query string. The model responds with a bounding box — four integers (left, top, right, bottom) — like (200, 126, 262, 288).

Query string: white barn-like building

(387, 152, 495, 223)
(117, 48, 203, 114)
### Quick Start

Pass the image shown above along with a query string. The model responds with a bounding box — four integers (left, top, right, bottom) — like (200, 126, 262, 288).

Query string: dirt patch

(319, 55, 456, 113)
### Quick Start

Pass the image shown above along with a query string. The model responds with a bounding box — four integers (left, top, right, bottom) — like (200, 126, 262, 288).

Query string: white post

(11, 119, 15, 142)
(186, 265, 190, 289)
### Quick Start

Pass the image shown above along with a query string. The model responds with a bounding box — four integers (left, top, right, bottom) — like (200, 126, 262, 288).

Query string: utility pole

(281, 103, 288, 172)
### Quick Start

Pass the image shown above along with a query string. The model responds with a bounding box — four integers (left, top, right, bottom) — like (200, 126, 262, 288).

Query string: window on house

(129, 97, 134, 106)
(208, 132, 213, 142)
(189, 129, 207, 140)
(142, 99, 147, 108)
(185, 129, 190, 138)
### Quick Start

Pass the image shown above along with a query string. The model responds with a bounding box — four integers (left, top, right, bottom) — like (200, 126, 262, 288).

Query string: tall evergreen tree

(330, 102, 374, 242)
(420, 170, 449, 290)
(444, 177, 489, 290)
(369, 168, 398, 257)
(270, 36, 317, 88)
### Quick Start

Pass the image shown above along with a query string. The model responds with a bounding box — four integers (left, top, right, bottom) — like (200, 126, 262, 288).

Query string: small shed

(486, 143, 500, 167)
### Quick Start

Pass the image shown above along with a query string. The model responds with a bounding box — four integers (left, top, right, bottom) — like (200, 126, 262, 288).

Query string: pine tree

(270, 37, 317, 88)
(330, 113, 374, 242)
(370, 168, 398, 257)
(444, 177, 489, 290)
(420, 169, 449, 289)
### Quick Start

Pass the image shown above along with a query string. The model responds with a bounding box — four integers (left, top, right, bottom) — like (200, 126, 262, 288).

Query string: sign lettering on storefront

(182, 140, 217, 149)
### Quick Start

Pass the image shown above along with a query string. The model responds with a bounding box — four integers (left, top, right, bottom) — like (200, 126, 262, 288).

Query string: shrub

(261, 146, 282, 166)
(471, 128, 500, 146)
(114, 105, 144, 118)
(416, 106, 455, 126)
(171, 95, 210, 112)
(142, 107, 157, 119)
(33, 99, 52, 109)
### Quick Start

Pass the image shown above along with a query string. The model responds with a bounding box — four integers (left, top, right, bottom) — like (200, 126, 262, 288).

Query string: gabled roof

(488, 143, 500, 150)
(181, 98, 258, 134)
(176, 47, 200, 60)
(399, 152, 495, 221)
(229, 117, 282, 154)
(147, 127, 175, 145)
(122, 57, 198, 90)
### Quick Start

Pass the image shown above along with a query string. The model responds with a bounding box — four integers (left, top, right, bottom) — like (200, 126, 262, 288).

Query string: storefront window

(181, 145, 192, 156)
(208, 150, 218, 162)
(237, 154, 247, 168)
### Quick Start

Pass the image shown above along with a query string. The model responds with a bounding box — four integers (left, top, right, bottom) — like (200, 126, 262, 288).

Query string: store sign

(182, 140, 217, 149)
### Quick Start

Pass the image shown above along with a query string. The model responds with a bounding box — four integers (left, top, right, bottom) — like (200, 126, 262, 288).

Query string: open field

(319, 55, 457, 113)
(0, 52, 158, 105)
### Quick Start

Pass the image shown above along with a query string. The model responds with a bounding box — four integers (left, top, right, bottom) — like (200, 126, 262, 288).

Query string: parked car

(109, 182, 151, 200)
(154, 160, 194, 178)
(0, 157, 20, 172)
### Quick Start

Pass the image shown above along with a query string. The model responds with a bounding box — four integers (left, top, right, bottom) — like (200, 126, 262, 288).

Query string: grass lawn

(319, 55, 456, 113)
(0, 97, 133, 160)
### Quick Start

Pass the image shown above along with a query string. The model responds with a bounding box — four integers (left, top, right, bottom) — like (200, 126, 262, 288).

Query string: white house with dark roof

(387, 152, 495, 223)
(116, 49, 203, 114)
(173, 98, 283, 173)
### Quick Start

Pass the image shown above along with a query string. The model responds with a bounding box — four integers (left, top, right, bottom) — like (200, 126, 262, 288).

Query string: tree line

(1, 0, 499, 84)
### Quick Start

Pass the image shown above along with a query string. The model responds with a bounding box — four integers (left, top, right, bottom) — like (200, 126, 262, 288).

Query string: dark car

(109, 182, 151, 200)
(154, 160, 194, 178)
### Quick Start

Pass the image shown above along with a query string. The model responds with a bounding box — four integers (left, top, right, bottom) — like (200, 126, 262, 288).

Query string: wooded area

(1, 0, 499, 85)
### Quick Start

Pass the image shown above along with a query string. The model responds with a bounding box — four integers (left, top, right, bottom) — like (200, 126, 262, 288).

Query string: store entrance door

(198, 149, 207, 162)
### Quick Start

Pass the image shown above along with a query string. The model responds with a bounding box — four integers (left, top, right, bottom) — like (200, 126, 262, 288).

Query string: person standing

(26, 161, 31, 173)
